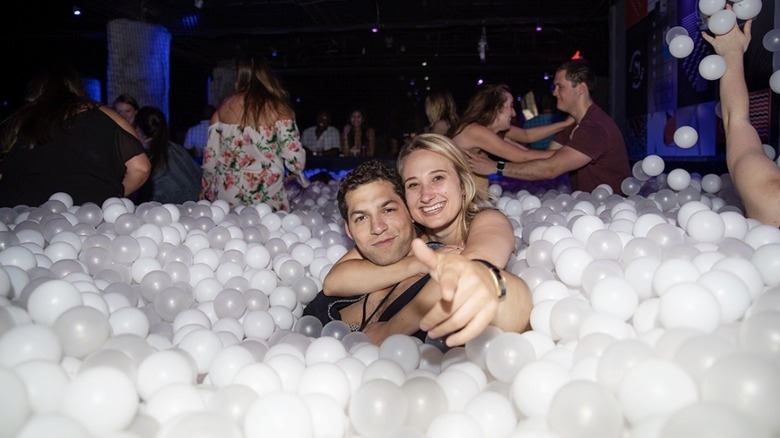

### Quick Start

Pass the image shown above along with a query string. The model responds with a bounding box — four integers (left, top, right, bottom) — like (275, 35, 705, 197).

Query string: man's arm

(702, 19, 780, 226)
(467, 145, 591, 180)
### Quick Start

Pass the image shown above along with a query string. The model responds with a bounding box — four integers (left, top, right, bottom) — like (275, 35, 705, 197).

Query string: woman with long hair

(424, 90, 459, 135)
(0, 67, 150, 207)
(341, 108, 376, 157)
(134, 106, 201, 204)
(451, 84, 573, 191)
(201, 56, 308, 210)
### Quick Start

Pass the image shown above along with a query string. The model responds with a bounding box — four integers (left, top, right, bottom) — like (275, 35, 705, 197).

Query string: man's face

(343, 180, 416, 266)
(316, 112, 331, 127)
(552, 70, 579, 114)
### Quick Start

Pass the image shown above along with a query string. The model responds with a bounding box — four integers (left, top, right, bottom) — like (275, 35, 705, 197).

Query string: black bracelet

(496, 160, 506, 176)
(473, 259, 507, 300)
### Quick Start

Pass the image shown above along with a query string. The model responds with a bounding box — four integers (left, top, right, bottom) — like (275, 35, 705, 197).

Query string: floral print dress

(200, 119, 308, 211)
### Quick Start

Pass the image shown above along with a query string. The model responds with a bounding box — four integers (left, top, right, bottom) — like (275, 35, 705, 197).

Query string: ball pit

(1, 165, 780, 438)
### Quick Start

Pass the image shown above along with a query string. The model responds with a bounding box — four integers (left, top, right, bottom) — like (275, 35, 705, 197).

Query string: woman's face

(401, 149, 464, 234)
(492, 92, 516, 132)
(115, 102, 137, 123)
(350, 111, 364, 127)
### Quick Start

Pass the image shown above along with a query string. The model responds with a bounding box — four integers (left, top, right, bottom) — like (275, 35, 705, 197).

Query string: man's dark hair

(557, 59, 596, 94)
(337, 160, 404, 220)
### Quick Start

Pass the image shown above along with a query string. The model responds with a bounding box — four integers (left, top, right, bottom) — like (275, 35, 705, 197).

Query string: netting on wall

(107, 19, 171, 118)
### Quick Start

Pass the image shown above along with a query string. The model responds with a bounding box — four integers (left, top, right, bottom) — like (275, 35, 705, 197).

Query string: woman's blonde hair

(397, 133, 493, 239)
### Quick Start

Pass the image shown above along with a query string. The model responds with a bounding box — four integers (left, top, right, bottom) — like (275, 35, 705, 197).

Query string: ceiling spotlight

(543, 72, 550, 80)
(535, 23, 543, 32)
(72, 6, 81, 16)
(194, 0, 203, 9)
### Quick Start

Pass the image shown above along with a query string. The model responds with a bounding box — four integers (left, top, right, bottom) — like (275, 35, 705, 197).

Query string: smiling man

(467, 59, 631, 194)
(303, 160, 532, 346)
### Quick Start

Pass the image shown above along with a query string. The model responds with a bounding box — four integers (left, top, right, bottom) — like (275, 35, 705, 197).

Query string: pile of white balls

(1, 160, 779, 437)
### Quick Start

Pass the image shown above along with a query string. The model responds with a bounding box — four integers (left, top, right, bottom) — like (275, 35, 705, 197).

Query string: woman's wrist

(473, 259, 506, 300)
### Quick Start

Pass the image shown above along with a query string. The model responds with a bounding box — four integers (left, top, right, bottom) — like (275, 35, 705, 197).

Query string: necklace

(359, 282, 400, 331)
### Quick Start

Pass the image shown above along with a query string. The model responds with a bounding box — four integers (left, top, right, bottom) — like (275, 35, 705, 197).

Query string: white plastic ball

(665, 26, 689, 44)
(699, 0, 726, 15)
(667, 168, 692, 191)
(669, 34, 694, 58)
(732, 0, 762, 20)
(763, 29, 780, 52)
(707, 9, 737, 35)
(61, 367, 139, 435)
(641, 155, 665, 177)
(673, 126, 698, 149)
(771, 70, 780, 94)
(618, 359, 699, 426)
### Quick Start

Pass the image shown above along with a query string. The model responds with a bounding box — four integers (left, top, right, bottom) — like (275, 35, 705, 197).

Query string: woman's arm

(323, 246, 428, 296)
(122, 153, 151, 196)
(459, 209, 515, 268)
(702, 19, 780, 226)
(200, 112, 220, 200)
(99, 106, 151, 196)
(457, 124, 555, 163)
(276, 118, 309, 187)
(505, 117, 574, 144)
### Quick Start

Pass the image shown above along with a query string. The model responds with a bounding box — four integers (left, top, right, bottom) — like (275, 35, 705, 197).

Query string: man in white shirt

(301, 110, 341, 157)
(183, 105, 215, 157)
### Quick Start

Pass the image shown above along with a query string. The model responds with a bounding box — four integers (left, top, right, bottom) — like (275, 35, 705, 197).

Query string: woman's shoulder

(97, 106, 137, 137)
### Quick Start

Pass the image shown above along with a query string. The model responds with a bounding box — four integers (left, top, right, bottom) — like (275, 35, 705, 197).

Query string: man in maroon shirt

(467, 59, 631, 194)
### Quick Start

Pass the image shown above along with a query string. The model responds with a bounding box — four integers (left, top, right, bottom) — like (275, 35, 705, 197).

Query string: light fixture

(477, 26, 487, 62)
(194, 0, 203, 9)
(535, 21, 543, 32)
(72, 6, 81, 16)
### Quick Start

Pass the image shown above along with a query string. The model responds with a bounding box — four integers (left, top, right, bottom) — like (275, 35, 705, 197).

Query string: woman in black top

(0, 67, 150, 207)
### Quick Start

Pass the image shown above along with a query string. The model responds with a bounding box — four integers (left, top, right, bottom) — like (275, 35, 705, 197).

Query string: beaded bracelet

(473, 259, 507, 300)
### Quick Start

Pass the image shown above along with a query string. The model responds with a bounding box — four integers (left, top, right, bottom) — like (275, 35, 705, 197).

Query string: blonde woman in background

(424, 90, 459, 135)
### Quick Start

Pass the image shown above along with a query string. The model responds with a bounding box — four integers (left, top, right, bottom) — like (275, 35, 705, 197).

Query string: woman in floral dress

(201, 56, 308, 211)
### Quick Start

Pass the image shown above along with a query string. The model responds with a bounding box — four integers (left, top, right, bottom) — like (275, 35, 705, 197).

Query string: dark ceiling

(7, 0, 614, 77)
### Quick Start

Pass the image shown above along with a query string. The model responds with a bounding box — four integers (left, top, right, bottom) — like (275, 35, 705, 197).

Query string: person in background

(341, 108, 376, 157)
(134, 106, 201, 204)
(112, 93, 140, 125)
(523, 90, 565, 150)
(305, 160, 531, 346)
(702, 16, 780, 226)
(0, 67, 150, 207)
(424, 90, 459, 135)
(301, 110, 341, 157)
(450, 84, 573, 192)
(183, 104, 216, 158)
(467, 60, 630, 194)
(201, 56, 308, 211)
